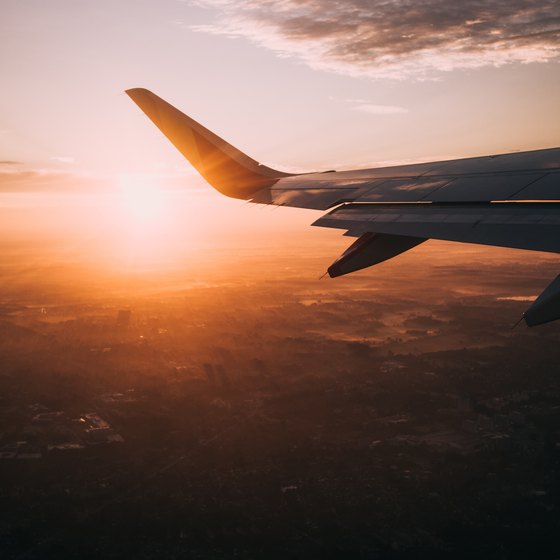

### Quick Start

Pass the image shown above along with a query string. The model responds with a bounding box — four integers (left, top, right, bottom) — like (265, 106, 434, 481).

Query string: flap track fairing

(327, 232, 427, 278)
(524, 275, 560, 326)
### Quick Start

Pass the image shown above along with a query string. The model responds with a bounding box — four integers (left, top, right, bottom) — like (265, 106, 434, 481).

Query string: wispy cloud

(0, 168, 206, 194)
(49, 156, 75, 164)
(192, 0, 560, 79)
(328, 95, 409, 116)
(353, 104, 408, 115)
(0, 169, 103, 193)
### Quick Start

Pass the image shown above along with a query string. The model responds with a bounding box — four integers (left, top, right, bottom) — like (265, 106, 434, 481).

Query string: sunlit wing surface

(126, 88, 560, 326)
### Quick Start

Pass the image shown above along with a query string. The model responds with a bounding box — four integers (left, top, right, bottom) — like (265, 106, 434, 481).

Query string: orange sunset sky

(0, 0, 559, 271)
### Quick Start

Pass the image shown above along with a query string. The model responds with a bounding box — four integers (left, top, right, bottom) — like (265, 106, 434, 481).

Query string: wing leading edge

(126, 88, 560, 326)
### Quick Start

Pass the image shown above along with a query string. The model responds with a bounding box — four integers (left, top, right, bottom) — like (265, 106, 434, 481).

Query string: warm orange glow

(113, 174, 190, 267)
(117, 173, 168, 227)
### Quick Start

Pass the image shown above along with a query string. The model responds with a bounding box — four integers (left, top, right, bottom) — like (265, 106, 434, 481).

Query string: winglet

(125, 88, 292, 199)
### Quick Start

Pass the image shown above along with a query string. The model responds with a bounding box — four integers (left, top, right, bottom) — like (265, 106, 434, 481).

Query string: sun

(112, 173, 178, 266)
(108, 173, 208, 268)
(117, 173, 167, 225)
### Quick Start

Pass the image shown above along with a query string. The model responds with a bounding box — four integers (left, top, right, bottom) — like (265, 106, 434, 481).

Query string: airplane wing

(126, 88, 560, 326)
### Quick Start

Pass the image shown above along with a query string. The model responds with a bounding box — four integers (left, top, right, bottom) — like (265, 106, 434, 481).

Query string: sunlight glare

(117, 173, 167, 224)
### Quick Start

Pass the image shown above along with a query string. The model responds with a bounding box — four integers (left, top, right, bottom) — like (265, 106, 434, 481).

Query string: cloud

(353, 104, 408, 115)
(49, 156, 75, 164)
(0, 161, 22, 165)
(0, 168, 204, 195)
(0, 170, 103, 193)
(329, 96, 409, 115)
(192, 0, 560, 79)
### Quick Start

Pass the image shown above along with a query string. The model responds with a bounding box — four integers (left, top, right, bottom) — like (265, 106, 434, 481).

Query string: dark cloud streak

(194, 0, 560, 78)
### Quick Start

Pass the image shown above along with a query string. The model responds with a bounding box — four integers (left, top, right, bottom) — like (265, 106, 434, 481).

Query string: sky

(0, 0, 559, 270)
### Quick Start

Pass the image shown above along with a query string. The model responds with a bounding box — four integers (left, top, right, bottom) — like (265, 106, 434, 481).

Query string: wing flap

(313, 202, 560, 254)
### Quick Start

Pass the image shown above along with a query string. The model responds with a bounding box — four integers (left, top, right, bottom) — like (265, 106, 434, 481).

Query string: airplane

(126, 88, 560, 327)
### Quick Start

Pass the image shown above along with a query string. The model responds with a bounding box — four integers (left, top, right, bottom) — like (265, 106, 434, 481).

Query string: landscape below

(1, 243, 560, 559)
